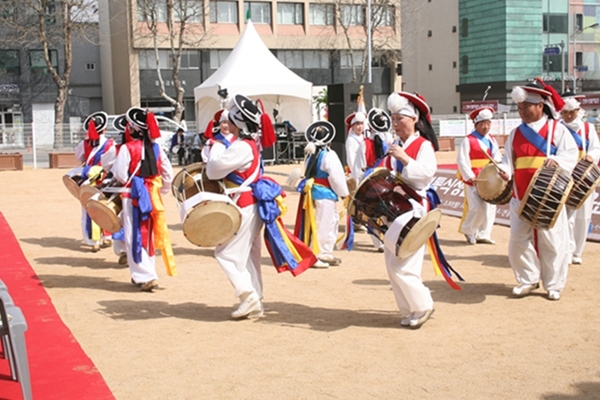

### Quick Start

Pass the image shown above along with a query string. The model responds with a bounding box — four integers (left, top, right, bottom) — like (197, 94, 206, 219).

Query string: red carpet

(438, 163, 458, 170)
(0, 212, 114, 400)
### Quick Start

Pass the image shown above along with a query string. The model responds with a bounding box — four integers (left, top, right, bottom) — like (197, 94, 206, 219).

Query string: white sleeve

(586, 123, 600, 164)
(100, 142, 117, 171)
(159, 148, 174, 195)
(549, 122, 578, 173)
(401, 141, 437, 191)
(322, 151, 350, 197)
(352, 140, 367, 181)
(500, 129, 516, 179)
(206, 140, 253, 180)
(201, 144, 210, 162)
(456, 137, 475, 181)
(112, 145, 132, 184)
(345, 137, 358, 171)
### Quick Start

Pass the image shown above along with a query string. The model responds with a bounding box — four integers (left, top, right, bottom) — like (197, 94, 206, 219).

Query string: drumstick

(482, 149, 502, 170)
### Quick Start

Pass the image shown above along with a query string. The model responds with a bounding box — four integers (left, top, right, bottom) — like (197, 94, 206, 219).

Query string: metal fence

(0, 121, 198, 169)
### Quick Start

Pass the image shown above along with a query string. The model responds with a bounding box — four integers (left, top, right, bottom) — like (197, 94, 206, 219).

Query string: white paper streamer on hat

(387, 92, 418, 118)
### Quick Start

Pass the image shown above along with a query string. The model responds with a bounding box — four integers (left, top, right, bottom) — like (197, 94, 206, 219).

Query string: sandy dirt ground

(1, 150, 600, 399)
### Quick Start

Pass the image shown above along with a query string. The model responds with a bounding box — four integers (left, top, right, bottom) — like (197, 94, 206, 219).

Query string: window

(427, 30, 432, 37)
(210, 1, 238, 23)
(277, 50, 330, 69)
(453, 106, 457, 113)
(461, 55, 468, 74)
(309, 3, 334, 26)
(461, 18, 468, 37)
(370, 52, 387, 67)
(543, 13, 567, 34)
(86, 62, 95, 71)
(210, 49, 232, 69)
(0, 50, 20, 75)
(341, 4, 363, 26)
(428, 64, 432, 71)
(139, 49, 170, 70)
(543, 54, 566, 73)
(575, 13, 583, 31)
(576, 51, 583, 68)
(278, 3, 302, 25)
(340, 51, 363, 68)
(138, 1, 168, 22)
(244, 2, 271, 24)
(372, 5, 393, 26)
(0, 1, 15, 19)
(452, 61, 457, 68)
(29, 49, 58, 74)
(179, 50, 201, 69)
(452, 26, 456, 33)
(175, 0, 204, 23)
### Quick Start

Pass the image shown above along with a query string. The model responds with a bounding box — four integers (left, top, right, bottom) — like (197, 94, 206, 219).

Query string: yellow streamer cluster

(301, 178, 320, 255)
(149, 176, 177, 276)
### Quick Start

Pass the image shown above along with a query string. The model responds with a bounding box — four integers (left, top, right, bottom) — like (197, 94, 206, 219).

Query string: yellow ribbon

(301, 178, 320, 255)
(457, 185, 469, 234)
(148, 176, 177, 276)
(275, 219, 303, 262)
(91, 220, 101, 242)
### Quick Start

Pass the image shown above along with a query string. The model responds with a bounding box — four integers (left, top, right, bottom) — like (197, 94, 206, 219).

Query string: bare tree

(1, 0, 99, 148)
(335, 0, 400, 83)
(136, 0, 211, 122)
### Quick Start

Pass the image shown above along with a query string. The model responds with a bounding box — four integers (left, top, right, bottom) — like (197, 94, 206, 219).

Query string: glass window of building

(277, 50, 330, 69)
(210, 49, 232, 69)
(340, 51, 363, 68)
(139, 49, 170, 70)
(341, 4, 364, 26)
(278, 3, 303, 25)
(372, 5, 393, 26)
(0, 50, 20, 75)
(175, 0, 204, 23)
(210, 1, 238, 23)
(244, 2, 271, 24)
(309, 3, 334, 26)
(138, 1, 168, 22)
(543, 13, 568, 34)
(29, 49, 58, 74)
(179, 50, 201, 69)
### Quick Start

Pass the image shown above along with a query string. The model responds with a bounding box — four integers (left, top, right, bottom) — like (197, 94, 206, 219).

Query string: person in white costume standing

(293, 121, 349, 267)
(111, 107, 175, 292)
(201, 109, 232, 162)
(75, 111, 117, 252)
(344, 111, 366, 182)
(384, 91, 440, 329)
(206, 95, 272, 319)
(560, 91, 600, 265)
(497, 81, 578, 301)
(456, 107, 502, 245)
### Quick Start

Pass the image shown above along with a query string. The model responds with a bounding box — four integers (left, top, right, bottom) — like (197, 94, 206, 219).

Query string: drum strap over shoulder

(563, 122, 589, 153)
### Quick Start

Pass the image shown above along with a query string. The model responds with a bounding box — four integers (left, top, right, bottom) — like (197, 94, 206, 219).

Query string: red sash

(513, 122, 556, 199)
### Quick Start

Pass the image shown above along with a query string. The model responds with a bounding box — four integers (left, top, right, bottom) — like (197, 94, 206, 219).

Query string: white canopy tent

(194, 20, 313, 134)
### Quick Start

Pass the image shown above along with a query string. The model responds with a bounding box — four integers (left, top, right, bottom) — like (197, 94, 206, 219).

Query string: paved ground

(2, 151, 600, 399)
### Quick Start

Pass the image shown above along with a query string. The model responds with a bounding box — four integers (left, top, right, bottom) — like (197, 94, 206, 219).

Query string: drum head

(63, 175, 82, 200)
(397, 209, 442, 259)
(86, 199, 122, 233)
(346, 177, 358, 196)
(183, 201, 242, 247)
(79, 185, 100, 206)
(476, 164, 505, 199)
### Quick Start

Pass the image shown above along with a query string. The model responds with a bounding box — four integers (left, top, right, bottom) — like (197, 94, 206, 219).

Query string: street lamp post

(572, 22, 599, 94)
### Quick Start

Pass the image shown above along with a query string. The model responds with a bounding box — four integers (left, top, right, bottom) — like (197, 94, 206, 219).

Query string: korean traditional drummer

(383, 91, 445, 329)
(207, 94, 316, 319)
(456, 107, 502, 245)
(560, 90, 600, 265)
(111, 107, 175, 292)
(75, 111, 117, 252)
(201, 108, 232, 162)
(292, 121, 349, 268)
(497, 81, 578, 301)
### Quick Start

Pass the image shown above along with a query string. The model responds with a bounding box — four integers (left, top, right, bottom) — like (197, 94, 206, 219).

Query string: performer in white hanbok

(201, 109, 233, 162)
(293, 121, 349, 267)
(497, 81, 578, 301)
(344, 111, 366, 182)
(112, 107, 175, 292)
(560, 91, 600, 265)
(384, 92, 441, 329)
(456, 107, 502, 245)
(75, 112, 117, 252)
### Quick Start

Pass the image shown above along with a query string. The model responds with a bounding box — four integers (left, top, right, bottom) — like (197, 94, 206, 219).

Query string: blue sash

(214, 132, 232, 148)
(472, 131, 493, 156)
(519, 123, 557, 156)
(82, 140, 109, 177)
(563, 123, 588, 151)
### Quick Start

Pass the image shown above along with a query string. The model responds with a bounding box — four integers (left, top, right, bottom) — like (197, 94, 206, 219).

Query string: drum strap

(518, 122, 557, 156)
(563, 122, 589, 153)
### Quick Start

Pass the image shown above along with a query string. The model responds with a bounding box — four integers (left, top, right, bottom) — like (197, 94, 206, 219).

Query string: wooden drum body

(172, 163, 224, 204)
(475, 163, 513, 205)
(566, 159, 600, 210)
(85, 192, 123, 233)
(518, 165, 573, 230)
